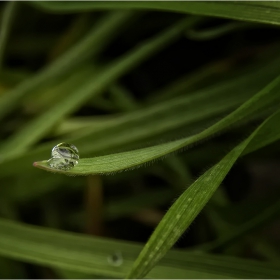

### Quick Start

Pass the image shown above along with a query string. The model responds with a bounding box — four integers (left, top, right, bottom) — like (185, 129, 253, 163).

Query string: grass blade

(34, 72, 280, 175)
(0, 218, 279, 278)
(31, 1, 280, 25)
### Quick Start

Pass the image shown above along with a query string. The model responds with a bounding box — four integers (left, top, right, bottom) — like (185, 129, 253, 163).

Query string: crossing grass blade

(0, 218, 279, 279)
(125, 106, 280, 279)
(30, 1, 280, 25)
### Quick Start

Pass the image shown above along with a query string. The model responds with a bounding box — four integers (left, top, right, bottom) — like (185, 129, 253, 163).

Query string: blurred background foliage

(0, 1, 280, 279)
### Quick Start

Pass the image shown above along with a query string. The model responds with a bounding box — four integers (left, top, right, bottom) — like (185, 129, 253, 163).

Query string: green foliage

(0, 218, 280, 279)
(0, 1, 280, 279)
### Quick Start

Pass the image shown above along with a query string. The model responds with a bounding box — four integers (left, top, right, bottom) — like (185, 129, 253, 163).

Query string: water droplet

(107, 251, 123, 267)
(47, 143, 79, 170)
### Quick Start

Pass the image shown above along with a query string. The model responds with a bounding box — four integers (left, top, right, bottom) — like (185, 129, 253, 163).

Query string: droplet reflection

(47, 143, 79, 171)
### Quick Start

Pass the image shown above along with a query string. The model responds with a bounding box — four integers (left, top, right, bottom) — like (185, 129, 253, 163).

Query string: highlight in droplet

(47, 142, 79, 171)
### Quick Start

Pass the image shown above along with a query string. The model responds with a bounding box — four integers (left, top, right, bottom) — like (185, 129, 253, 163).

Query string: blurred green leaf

(0, 218, 279, 278)
(31, 1, 280, 25)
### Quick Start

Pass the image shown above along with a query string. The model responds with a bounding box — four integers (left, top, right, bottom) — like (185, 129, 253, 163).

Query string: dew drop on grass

(107, 251, 123, 267)
(47, 143, 79, 171)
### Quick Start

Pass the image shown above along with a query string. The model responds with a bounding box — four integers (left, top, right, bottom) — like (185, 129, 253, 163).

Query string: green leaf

(0, 218, 279, 279)
(33, 71, 280, 175)
(126, 106, 280, 279)
(31, 1, 280, 25)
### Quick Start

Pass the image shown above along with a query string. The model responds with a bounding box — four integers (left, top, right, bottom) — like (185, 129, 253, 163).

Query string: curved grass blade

(126, 107, 280, 279)
(0, 46, 279, 177)
(0, 10, 134, 120)
(34, 72, 280, 175)
(31, 1, 280, 26)
(0, 218, 279, 279)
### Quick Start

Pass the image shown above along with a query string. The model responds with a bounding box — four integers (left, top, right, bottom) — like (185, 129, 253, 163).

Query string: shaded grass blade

(0, 218, 279, 278)
(31, 1, 280, 25)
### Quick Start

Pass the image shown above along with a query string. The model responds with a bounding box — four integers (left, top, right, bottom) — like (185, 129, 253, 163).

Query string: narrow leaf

(0, 218, 279, 279)
(126, 107, 280, 279)
(34, 72, 280, 175)
(31, 1, 280, 25)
